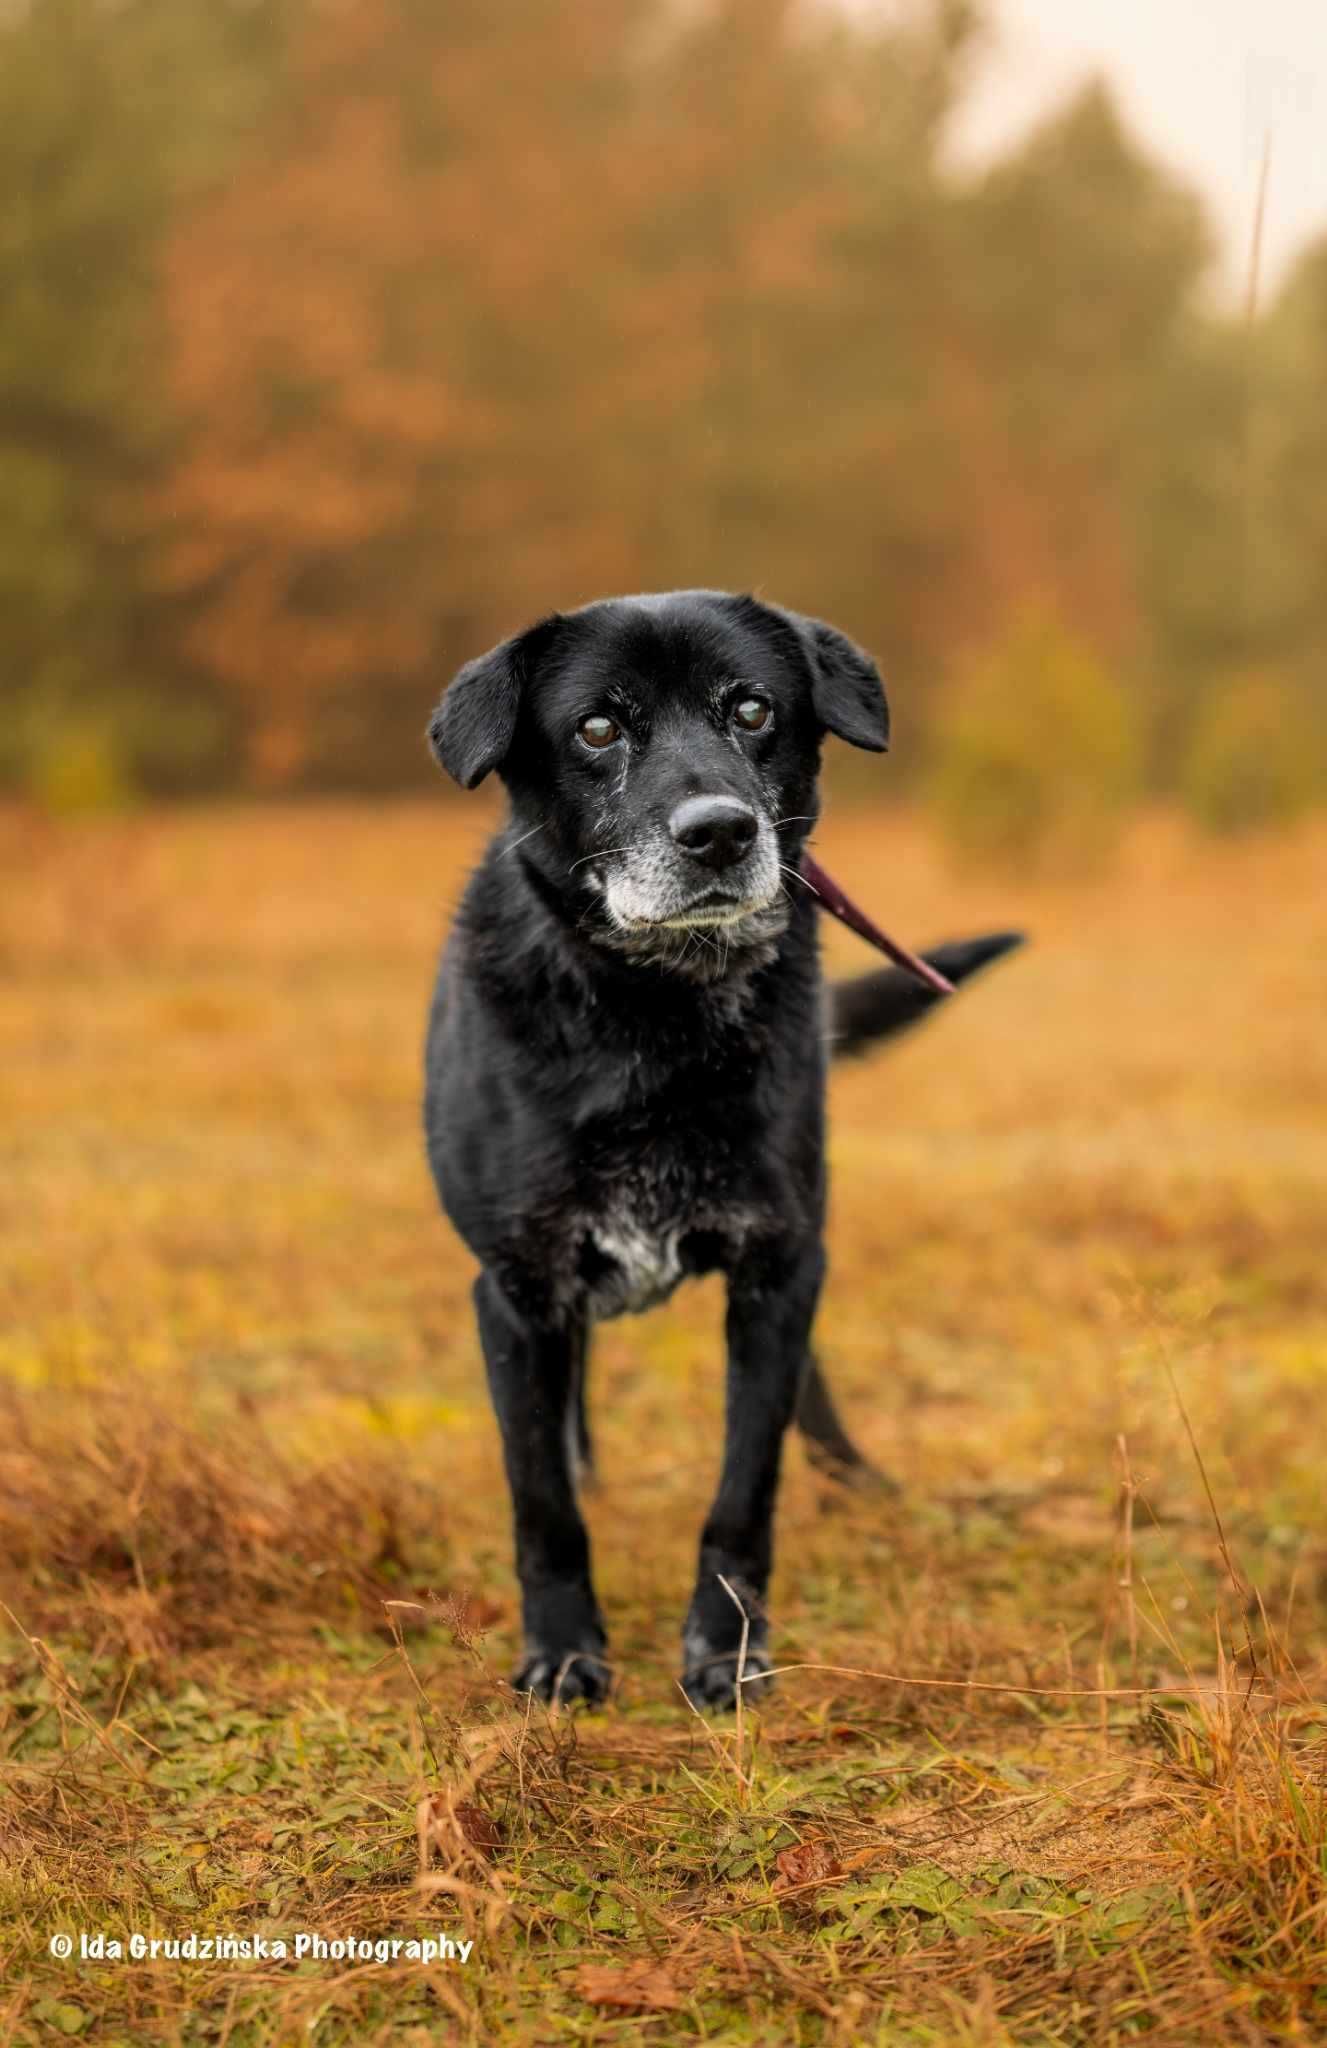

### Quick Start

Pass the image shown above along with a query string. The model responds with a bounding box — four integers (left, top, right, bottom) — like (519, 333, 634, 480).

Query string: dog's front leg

(682, 1237, 824, 1709)
(474, 1272, 609, 1705)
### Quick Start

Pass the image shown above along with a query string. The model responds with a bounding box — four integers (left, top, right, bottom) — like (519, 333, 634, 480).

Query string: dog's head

(429, 590, 888, 968)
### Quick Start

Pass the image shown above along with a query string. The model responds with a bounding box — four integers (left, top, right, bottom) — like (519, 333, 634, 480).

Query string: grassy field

(2, 800, 1326, 2045)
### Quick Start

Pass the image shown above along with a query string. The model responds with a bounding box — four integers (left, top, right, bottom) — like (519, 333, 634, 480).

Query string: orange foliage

(154, 2, 1191, 788)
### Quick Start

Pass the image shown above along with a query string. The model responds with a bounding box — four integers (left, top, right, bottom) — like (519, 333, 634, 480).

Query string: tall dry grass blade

(717, 1572, 752, 1804)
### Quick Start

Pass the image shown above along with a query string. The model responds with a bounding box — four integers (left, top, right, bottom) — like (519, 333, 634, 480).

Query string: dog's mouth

(617, 888, 775, 932)
(593, 825, 787, 959)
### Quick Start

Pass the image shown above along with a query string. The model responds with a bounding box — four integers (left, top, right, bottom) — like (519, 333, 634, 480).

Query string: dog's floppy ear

(428, 615, 560, 789)
(732, 595, 889, 753)
(796, 613, 890, 753)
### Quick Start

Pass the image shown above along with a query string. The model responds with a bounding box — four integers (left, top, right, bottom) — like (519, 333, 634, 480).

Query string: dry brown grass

(2, 800, 1326, 2043)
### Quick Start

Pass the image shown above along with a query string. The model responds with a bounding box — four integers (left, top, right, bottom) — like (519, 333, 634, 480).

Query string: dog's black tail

(827, 931, 1024, 1060)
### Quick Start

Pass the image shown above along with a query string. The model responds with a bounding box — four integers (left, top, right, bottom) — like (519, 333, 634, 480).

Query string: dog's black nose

(669, 795, 759, 870)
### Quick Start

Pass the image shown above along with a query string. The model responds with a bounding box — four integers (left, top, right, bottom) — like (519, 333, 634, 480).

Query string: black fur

(423, 590, 1020, 1709)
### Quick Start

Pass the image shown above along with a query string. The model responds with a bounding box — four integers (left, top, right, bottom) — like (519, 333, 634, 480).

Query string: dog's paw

(512, 1644, 612, 1707)
(680, 1638, 774, 1713)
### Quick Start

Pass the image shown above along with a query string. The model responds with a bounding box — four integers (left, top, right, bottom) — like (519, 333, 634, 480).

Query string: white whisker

(569, 843, 643, 874)
(501, 821, 546, 858)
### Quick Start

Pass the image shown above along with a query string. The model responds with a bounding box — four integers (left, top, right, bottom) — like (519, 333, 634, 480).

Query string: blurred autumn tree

(0, 0, 294, 799)
(953, 87, 1210, 705)
(1258, 239, 1327, 699)
(927, 605, 1143, 871)
(156, 0, 983, 787)
(1181, 670, 1322, 835)
(0, 0, 1323, 802)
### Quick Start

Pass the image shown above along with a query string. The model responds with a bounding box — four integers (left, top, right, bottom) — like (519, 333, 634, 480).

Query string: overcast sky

(944, 0, 1327, 299)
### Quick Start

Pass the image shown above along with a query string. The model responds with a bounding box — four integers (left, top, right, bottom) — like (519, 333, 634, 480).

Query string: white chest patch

(588, 1211, 683, 1319)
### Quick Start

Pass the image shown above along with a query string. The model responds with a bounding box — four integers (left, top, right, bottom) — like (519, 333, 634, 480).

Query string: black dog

(424, 590, 1018, 1708)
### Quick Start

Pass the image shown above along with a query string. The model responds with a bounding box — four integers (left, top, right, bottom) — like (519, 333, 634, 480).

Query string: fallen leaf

(453, 1800, 503, 1858)
(576, 1962, 683, 2012)
(417, 1792, 503, 1867)
(775, 1838, 843, 1893)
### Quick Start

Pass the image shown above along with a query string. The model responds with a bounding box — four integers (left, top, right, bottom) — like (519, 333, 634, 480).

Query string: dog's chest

(544, 1018, 789, 1320)
(587, 1205, 684, 1318)
(575, 1162, 760, 1321)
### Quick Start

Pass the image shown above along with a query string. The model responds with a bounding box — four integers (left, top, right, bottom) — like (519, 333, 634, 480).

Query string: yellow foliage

(1181, 671, 1323, 836)
(30, 730, 133, 818)
(928, 607, 1143, 873)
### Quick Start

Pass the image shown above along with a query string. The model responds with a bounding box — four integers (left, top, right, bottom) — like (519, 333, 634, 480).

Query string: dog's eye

(578, 714, 622, 750)
(733, 696, 771, 733)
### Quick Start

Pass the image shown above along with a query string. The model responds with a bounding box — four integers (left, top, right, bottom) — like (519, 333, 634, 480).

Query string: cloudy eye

(733, 696, 771, 733)
(578, 713, 622, 750)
